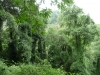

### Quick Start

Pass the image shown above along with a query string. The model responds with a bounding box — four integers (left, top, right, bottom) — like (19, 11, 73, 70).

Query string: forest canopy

(0, 0, 100, 75)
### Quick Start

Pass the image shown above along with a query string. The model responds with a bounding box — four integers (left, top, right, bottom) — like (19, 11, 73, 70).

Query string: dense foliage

(0, 0, 100, 75)
(0, 60, 67, 75)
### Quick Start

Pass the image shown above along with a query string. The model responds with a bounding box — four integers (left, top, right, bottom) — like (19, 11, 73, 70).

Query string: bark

(31, 34, 38, 62)
(96, 57, 100, 75)
(75, 35, 81, 51)
(8, 30, 17, 62)
(0, 18, 3, 51)
(38, 39, 42, 59)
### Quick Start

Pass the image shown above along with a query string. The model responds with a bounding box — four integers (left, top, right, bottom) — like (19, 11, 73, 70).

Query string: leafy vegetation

(0, 60, 66, 75)
(0, 0, 100, 75)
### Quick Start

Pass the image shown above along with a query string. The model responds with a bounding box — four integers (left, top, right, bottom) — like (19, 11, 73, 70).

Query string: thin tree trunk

(0, 18, 3, 51)
(8, 30, 17, 62)
(38, 39, 42, 59)
(96, 57, 100, 75)
(75, 35, 81, 52)
(31, 34, 38, 62)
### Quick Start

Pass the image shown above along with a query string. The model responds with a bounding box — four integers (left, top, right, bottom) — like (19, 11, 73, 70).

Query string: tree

(0, 0, 19, 15)
(45, 5, 97, 75)
(0, 10, 5, 51)
(58, 5, 97, 74)
(0, 9, 18, 62)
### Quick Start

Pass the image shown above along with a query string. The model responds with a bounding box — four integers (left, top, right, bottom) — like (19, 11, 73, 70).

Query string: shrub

(18, 64, 66, 75)
(0, 62, 66, 75)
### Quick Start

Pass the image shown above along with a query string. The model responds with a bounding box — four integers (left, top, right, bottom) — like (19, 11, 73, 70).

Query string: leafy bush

(0, 60, 8, 75)
(0, 60, 81, 75)
(0, 62, 66, 75)
(18, 64, 66, 75)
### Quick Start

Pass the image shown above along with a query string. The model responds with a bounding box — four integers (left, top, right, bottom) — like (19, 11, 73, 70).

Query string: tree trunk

(8, 30, 17, 62)
(42, 41, 46, 59)
(31, 34, 38, 62)
(38, 39, 42, 59)
(96, 57, 100, 75)
(75, 35, 81, 51)
(0, 18, 3, 51)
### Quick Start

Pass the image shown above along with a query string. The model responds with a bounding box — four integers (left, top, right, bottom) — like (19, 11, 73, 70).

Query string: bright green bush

(0, 60, 81, 75)
(0, 62, 66, 75)
(18, 64, 66, 75)
(0, 60, 7, 75)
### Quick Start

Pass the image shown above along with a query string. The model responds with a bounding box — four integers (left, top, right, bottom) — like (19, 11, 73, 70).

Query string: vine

(0, 9, 18, 62)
